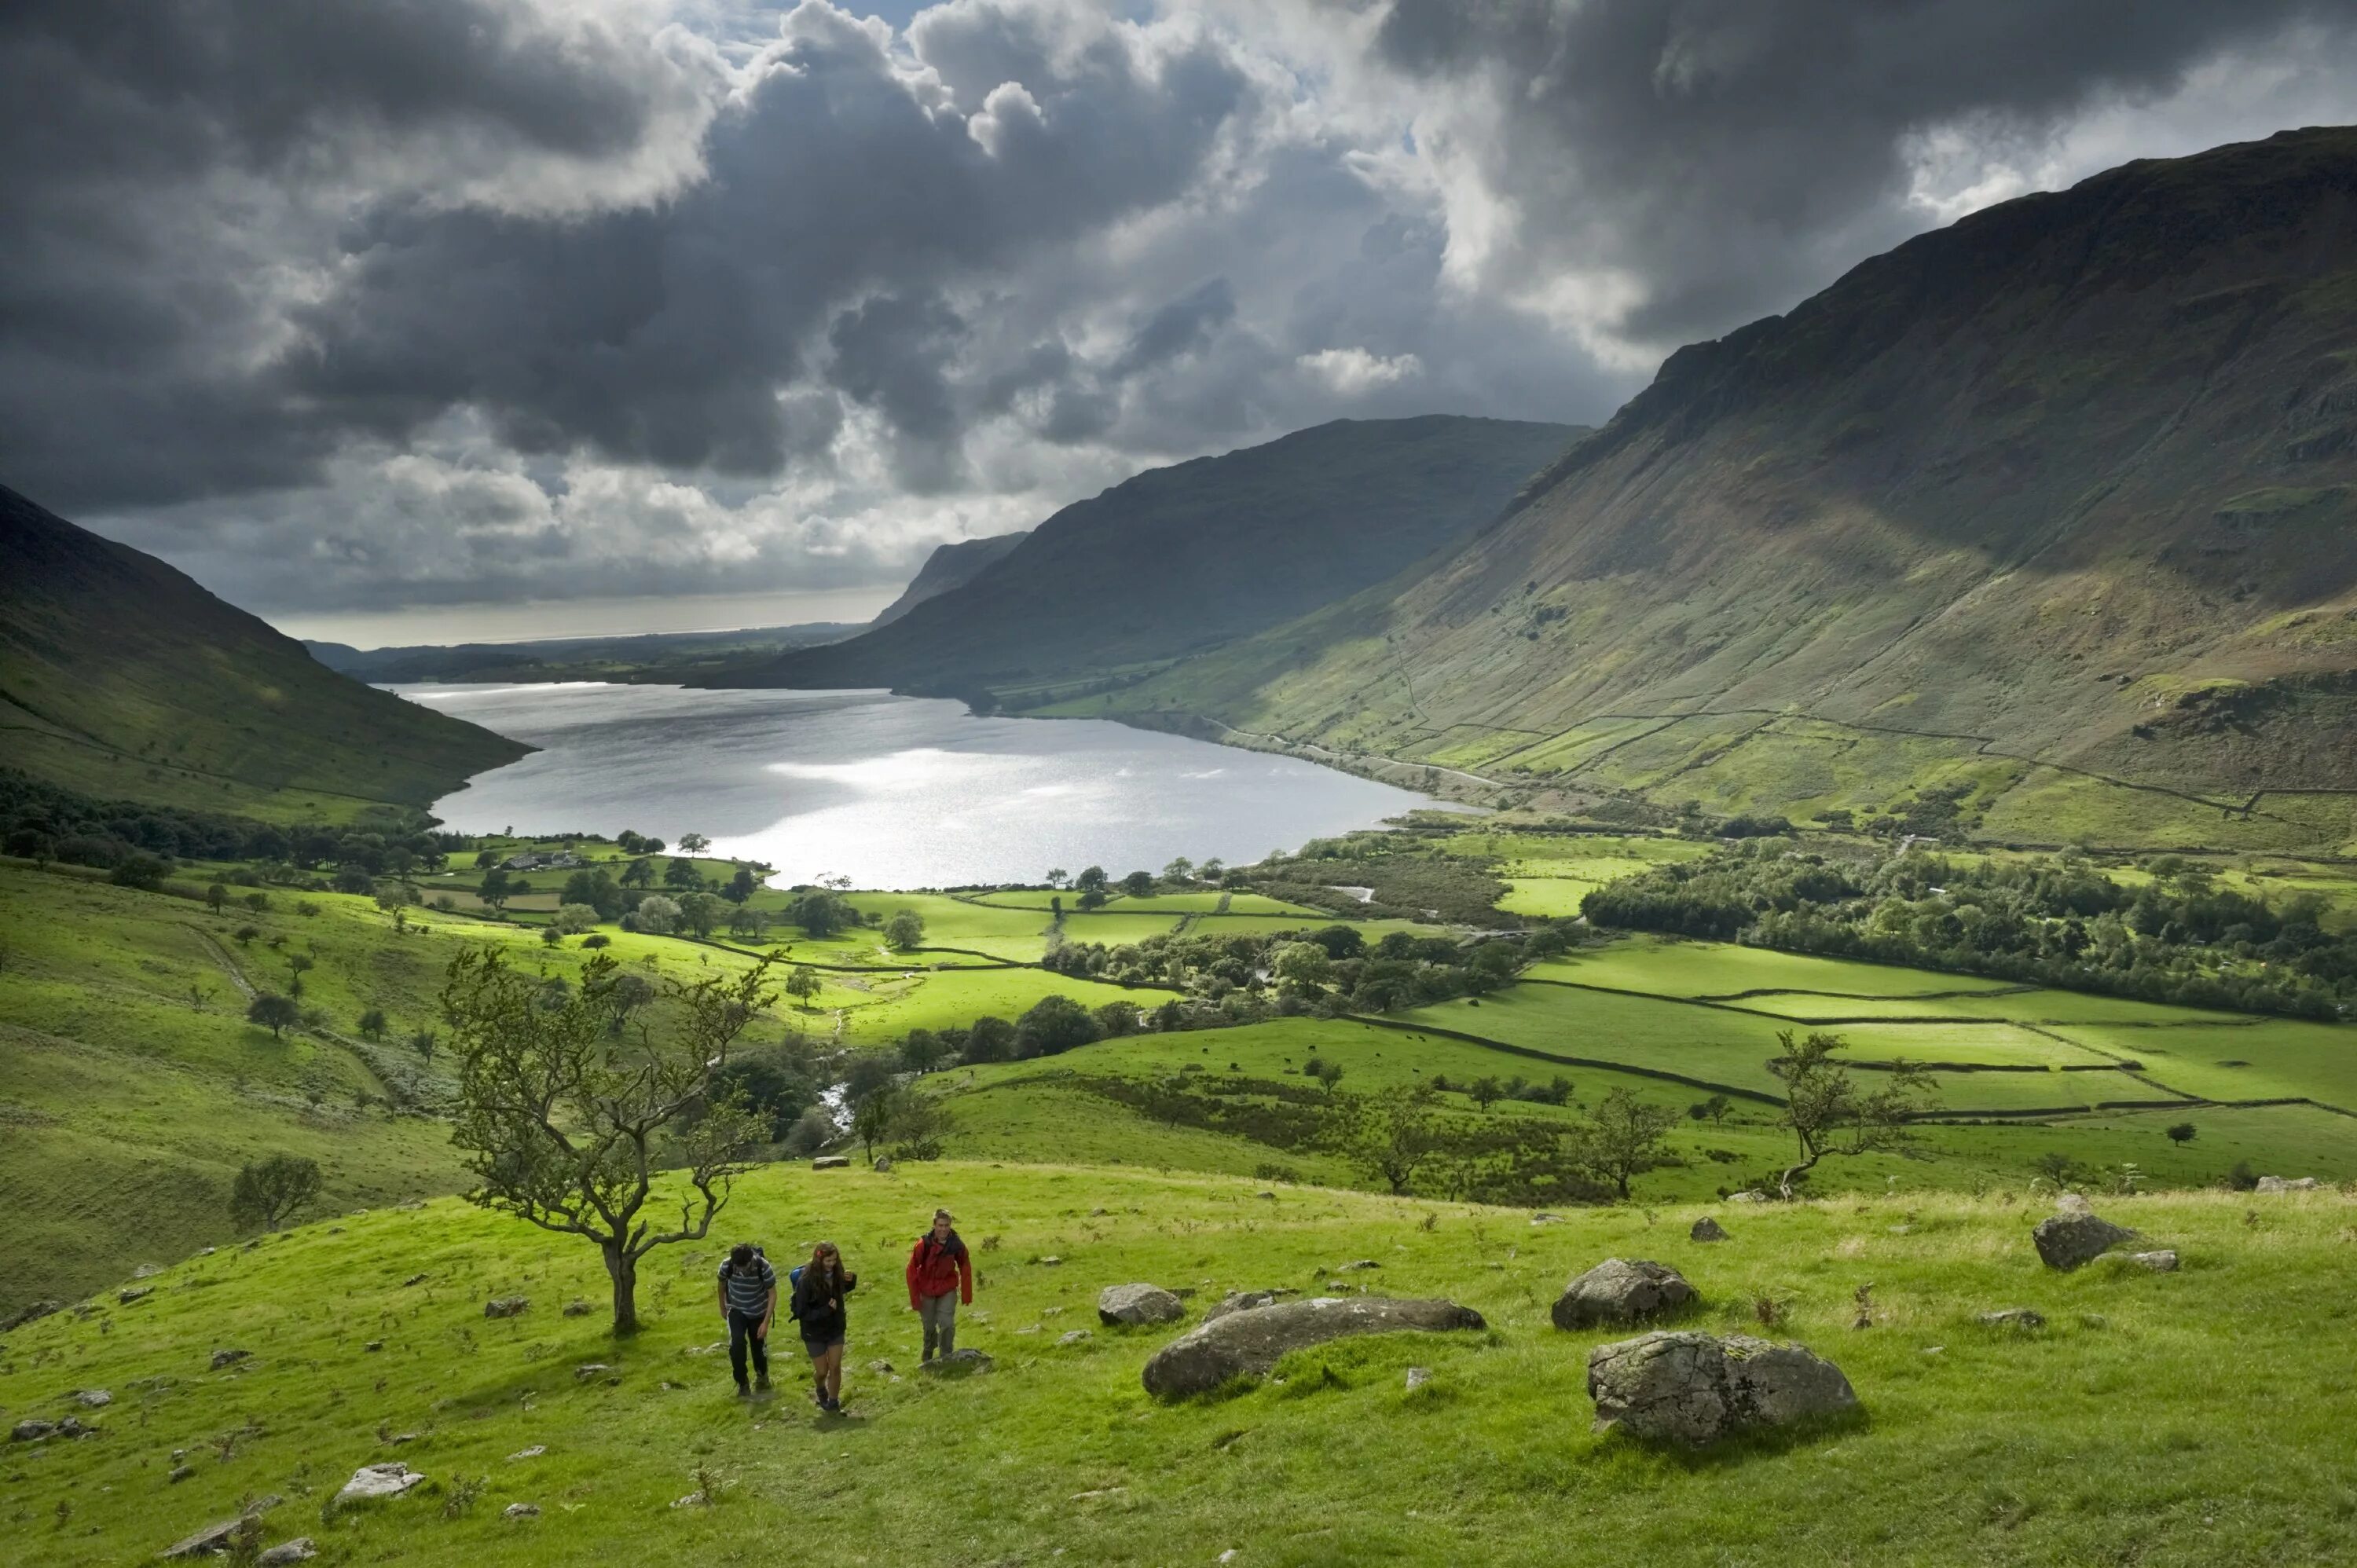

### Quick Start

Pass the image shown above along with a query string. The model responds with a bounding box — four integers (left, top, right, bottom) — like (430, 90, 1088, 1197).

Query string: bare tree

(1773, 1031, 1933, 1199)
(442, 949, 772, 1335)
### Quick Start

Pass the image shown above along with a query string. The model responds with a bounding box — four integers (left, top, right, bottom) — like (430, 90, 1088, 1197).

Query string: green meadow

(5, 1171, 2356, 1566)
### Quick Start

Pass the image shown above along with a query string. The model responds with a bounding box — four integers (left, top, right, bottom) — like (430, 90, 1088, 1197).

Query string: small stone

(73, 1389, 112, 1409)
(1529, 1212, 1565, 1225)
(873, 1156, 893, 1173)
(1219, 1552, 1239, 1564)
(1070, 1486, 1127, 1501)
(133, 1262, 163, 1279)
(1405, 1366, 1431, 1391)
(1978, 1308, 2045, 1331)
(401, 1273, 428, 1287)
(255, 1539, 317, 1565)
(335, 1463, 425, 1504)
(1098, 1283, 1186, 1326)
(210, 1347, 251, 1370)
(1057, 1330, 1092, 1346)
(1091, 1207, 1109, 1216)
(574, 1363, 613, 1380)
(503, 1504, 541, 1520)
(1039, 1256, 1063, 1266)
(2126, 1250, 2179, 1273)
(508, 1445, 546, 1461)
(364, 1341, 383, 1353)
(170, 1464, 196, 1483)
(1255, 1192, 1277, 1201)
(1726, 1190, 1771, 1203)
(812, 1155, 850, 1170)
(1690, 1217, 1729, 1243)
(119, 1285, 152, 1304)
(919, 1347, 993, 1376)
(867, 1360, 895, 1373)
(562, 1299, 594, 1317)
(1336, 1259, 1381, 1272)
(10, 1419, 54, 1442)
(483, 1295, 530, 1319)
(1552, 1259, 1698, 1331)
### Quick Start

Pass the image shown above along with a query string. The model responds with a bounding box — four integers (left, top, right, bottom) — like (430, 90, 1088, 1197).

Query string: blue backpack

(786, 1263, 805, 1320)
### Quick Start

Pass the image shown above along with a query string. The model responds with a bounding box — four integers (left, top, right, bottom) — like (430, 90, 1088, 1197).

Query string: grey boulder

(1586, 1331, 1857, 1446)
(1978, 1308, 2045, 1331)
(2032, 1213, 2137, 1271)
(2255, 1175, 2321, 1193)
(1690, 1217, 1729, 1243)
(482, 1296, 529, 1319)
(919, 1347, 992, 1376)
(2125, 1250, 2180, 1273)
(335, 1463, 425, 1504)
(1204, 1289, 1285, 1323)
(1142, 1295, 1486, 1399)
(209, 1348, 251, 1370)
(1098, 1283, 1186, 1326)
(1552, 1259, 1697, 1331)
(811, 1156, 850, 1170)
(256, 1540, 317, 1565)
(160, 1497, 281, 1559)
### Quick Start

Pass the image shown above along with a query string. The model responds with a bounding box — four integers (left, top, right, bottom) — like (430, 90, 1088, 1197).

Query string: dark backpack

(786, 1263, 805, 1320)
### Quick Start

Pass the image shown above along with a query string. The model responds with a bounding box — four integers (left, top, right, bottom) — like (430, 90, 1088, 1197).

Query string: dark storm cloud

(1371, 0, 2357, 346)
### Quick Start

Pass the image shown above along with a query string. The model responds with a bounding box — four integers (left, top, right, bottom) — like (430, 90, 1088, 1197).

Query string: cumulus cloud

(4, 0, 2357, 627)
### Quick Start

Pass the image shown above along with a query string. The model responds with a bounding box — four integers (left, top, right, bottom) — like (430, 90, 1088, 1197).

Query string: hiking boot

(754, 1375, 772, 1394)
(735, 1384, 753, 1401)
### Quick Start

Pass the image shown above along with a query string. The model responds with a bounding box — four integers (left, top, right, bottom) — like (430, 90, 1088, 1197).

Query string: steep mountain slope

(0, 485, 526, 819)
(717, 416, 1578, 697)
(868, 529, 1029, 627)
(1098, 129, 2357, 849)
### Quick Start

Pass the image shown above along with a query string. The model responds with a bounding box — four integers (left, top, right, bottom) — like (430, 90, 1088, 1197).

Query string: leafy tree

(540, 925, 564, 947)
(1093, 1000, 1142, 1037)
(1311, 1059, 1345, 1094)
(441, 948, 772, 1335)
(783, 1105, 838, 1156)
(554, 902, 600, 935)
(409, 1027, 438, 1064)
(851, 1081, 902, 1160)
(232, 924, 259, 946)
(1164, 856, 1194, 883)
(1273, 941, 1333, 990)
(2166, 1122, 2198, 1145)
(708, 1047, 819, 1142)
(477, 867, 512, 914)
(1573, 1089, 1680, 1199)
(676, 891, 722, 939)
(1468, 1075, 1504, 1110)
(247, 993, 299, 1039)
(1076, 886, 1109, 911)
(1340, 1084, 1443, 1194)
(1121, 870, 1156, 897)
(961, 1015, 1016, 1064)
(205, 883, 229, 914)
(789, 889, 851, 938)
(900, 1028, 950, 1074)
(1073, 866, 1109, 896)
(284, 951, 314, 998)
(662, 857, 702, 890)
(110, 852, 170, 891)
(1687, 1094, 1732, 1126)
(1773, 1031, 1933, 1198)
(724, 866, 759, 904)
(1043, 868, 1069, 888)
(677, 832, 711, 855)
(619, 857, 655, 889)
(1015, 993, 1101, 1057)
(357, 1007, 388, 1041)
(632, 895, 682, 935)
(1198, 858, 1224, 881)
(561, 869, 625, 921)
(229, 1153, 322, 1233)
(725, 903, 772, 941)
(883, 909, 926, 951)
(784, 965, 821, 1010)
(885, 1093, 955, 1160)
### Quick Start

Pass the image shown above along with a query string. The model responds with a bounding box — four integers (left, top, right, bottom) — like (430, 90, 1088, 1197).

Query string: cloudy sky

(9, 0, 2357, 644)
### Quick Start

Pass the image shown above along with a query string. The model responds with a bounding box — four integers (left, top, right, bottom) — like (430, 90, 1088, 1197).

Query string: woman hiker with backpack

(905, 1207, 974, 1363)
(790, 1240, 857, 1413)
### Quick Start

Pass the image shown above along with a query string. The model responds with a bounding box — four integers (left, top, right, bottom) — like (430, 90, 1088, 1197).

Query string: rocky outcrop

(2032, 1212, 2137, 1271)
(1142, 1296, 1486, 1399)
(335, 1464, 425, 1504)
(2255, 1175, 2321, 1192)
(1552, 1259, 1697, 1331)
(1098, 1284, 1186, 1326)
(1586, 1332, 1858, 1445)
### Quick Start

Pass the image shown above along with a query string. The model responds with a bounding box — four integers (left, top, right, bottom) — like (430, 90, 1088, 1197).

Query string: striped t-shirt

(718, 1255, 776, 1315)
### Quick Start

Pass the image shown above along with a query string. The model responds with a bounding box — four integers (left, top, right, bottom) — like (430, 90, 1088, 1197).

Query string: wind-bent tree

(229, 1152, 323, 1233)
(442, 949, 772, 1335)
(1773, 1031, 1933, 1198)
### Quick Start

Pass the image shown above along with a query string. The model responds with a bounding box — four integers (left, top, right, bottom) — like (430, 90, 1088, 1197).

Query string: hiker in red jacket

(905, 1207, 974, 1362)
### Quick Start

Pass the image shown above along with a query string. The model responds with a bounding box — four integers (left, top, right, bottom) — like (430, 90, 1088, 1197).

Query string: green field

(7, 1169, 2357, 1566)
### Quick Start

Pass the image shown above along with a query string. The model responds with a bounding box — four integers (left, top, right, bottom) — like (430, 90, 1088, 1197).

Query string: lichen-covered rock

(1690, 1217, 1729, 1243)
(2032, 1213, 2136, 1271)
(1142, 1296, 1486, 1399)
(1552, 1259, 1697, 1331)
(335, 1463, 425, 1504)
(1098, 1283, 1186, 1326)
(1586, 1332, 1857, 1445)
(256, 1539, 317, 1565)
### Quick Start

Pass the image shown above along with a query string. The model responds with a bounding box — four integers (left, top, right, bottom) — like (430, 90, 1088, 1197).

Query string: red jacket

(906, 1231, 973, 1307)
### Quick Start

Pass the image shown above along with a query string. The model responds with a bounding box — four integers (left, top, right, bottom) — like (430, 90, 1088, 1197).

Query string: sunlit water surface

(397, 683, 1441, 889)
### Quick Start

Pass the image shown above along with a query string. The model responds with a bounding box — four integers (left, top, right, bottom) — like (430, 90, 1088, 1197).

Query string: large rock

(2032, 1212, 2137, 1271)
(482, 1296, 529, 1319)
(159, 1497, 281, 1559)
(2255, 1175, 2321, 1193)
(812, 1156, 850, 1171)
(1098, 1283, 1186, 1326)
(1586, 1332, 1858, 1446)
(1552, 1259, 1697, 1331)
(1690, 1218, 1729, 1243)
(1142, 1296, 1486, 1399)
(11, 1419, 53, 1442)
(335, 1464, 426, 1504)
(256, 1541, 317, 1565)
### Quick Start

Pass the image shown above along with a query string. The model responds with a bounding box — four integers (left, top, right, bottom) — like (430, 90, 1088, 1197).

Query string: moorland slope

(720, 416, 1578, 698)
(867, 529, 1030, 627)
(1088, 129, 2357, 849)
(0, 485, 524, 819)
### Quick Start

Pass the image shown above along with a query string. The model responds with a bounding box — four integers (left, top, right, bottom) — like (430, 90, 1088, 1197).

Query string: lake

(395, 682, 1439, 889)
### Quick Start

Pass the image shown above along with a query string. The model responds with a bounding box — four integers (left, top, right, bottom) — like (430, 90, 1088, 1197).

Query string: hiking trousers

(728, 1310, 770, 1387)
(917, 1291, 958, 1360)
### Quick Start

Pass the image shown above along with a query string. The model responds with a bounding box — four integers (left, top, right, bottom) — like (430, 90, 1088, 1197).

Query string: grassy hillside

(1080, 130, 2357, 852)
(5, 1170, 2354, 1566)
(0, 485, 526, 821)
(303, 623, 861, 687)
(867, 529, 1030, 628)
(719, 416, 1578, 700)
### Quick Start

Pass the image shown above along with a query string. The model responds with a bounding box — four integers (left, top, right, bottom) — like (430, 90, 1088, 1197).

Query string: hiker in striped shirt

(716, 1242, 777, 1398)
